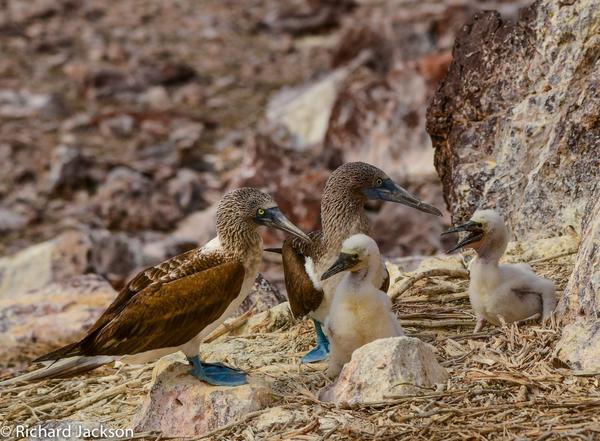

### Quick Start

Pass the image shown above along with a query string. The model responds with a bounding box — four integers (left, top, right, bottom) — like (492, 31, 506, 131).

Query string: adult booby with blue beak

(279, 162, 442, 362)
(4, 188, 308, 387)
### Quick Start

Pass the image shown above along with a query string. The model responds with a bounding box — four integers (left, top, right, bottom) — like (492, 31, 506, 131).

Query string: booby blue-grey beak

(321, 252, 360, 280)
(256, 207, 310, 241)
(362, 178, 442, 216)
(442, 220, 484, 253)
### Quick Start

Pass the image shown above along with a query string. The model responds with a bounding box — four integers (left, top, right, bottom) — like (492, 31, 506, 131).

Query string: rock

(87, 230, 144, 286)
(555, 192, 600, 370)
(252, 406, 306, 433)
(132, 360, 274, 437)
(228, 134, 332, 237)
(235, 274, 287, 316)
(0, 206, 28, 233)
(0, 89, 68, 119)
(138, 61, 197, 87)
(232, 302, 293, 336)
(98, 114, 135, 138)
(90, 167, 184, 232)
(171, 202, 219, 247)
(167, 168, 207, 212)
(0, 275, 116, 360)
(47, 145, 97, 195)
(319, 337, 448, 407)
(261, 0, 355, 35)
(169, 121, 204, 151)
(427, 3, 600, 242)
(425, 1, 600, 368)
(0, 230, 92, 299)
(265, 52, 368, 152)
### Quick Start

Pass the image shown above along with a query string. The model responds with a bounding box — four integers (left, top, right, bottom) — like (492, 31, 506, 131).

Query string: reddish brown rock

(427, 4, 600, 241)
(90, 167, 185, 232)
(426, 1, 600, 368)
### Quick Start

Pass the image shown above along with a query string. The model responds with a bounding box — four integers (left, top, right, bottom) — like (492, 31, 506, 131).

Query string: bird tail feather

(0, 356, 114, 386)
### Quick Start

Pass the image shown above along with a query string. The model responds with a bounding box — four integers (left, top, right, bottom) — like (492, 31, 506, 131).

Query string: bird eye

(257, 208, 265, 216)
(376, 178, 383, 187)
(353, 253, 359, 259)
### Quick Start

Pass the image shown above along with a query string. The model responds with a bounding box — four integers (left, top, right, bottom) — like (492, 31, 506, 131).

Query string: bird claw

(188, 357, 247, 386)
(301, 320, 330, 363)
(300, 342, 329, 363)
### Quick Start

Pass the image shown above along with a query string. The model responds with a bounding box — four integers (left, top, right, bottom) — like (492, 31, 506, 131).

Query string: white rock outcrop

(319, 337, 448, 407)
(0, 230, 92, 299)
(132, 359, 274, 437)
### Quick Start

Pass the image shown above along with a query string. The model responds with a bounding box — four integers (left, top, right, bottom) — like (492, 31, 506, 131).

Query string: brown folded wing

(36, 251, 245, 361)
(281, 232, 325, 318)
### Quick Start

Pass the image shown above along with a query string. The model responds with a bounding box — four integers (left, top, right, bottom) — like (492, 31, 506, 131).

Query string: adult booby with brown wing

(5, 188, 308, 387)
(280, 162, 442, 363)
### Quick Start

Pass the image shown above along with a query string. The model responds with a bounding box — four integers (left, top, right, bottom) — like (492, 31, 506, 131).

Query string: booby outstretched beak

(442, 220, 484, 253)
(362, 178, 442, 216)
(321, 252, 359, 280)
(257, 207, 310, 241)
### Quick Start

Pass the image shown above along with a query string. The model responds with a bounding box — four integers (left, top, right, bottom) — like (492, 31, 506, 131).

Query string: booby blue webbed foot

(300, 320, 330, 363)
(187, 356, 247, 386)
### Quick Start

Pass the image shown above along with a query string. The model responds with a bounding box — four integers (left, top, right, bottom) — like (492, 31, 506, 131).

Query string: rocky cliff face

(426, 0, 600, 368)
(427, 1, 599, 241)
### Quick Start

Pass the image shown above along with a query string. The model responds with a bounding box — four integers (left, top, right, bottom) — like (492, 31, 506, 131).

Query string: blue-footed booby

(4, 188, 308, 387)
(442, 209, 557, 332)
(280, 162, 441, 363)
(321, 234, 404, 377)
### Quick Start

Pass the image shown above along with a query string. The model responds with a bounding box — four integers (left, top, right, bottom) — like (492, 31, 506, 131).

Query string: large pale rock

(320, 337, 448, 407)
(0, 275, 116, 360)
(426, 1, 600, 367)
(0, 230, 92, 299)
(0, 229, 145, 298)
(555, 193, 600, 370)
(132, 360, 274, 437)
(427, 3, 600, 241)
(265, 52, 367, 152)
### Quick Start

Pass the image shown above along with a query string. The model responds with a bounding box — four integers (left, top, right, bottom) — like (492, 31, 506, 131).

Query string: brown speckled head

(321, 162, 441, 247)
(321, 162, 388, 244)
(217, 187, 307, 254)
(323, 162, 389, 203)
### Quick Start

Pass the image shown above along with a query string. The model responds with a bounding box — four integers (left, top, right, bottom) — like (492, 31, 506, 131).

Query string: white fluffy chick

(443, 209, 557, 332)
(320, 234, 404, 377)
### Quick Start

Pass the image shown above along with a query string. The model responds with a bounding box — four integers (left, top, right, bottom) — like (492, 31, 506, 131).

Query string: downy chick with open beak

(442, 209, 557, 332)
(320, 234, 404, 377)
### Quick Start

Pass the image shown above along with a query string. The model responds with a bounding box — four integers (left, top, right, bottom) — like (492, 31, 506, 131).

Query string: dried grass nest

(2, 250, 600, 440)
